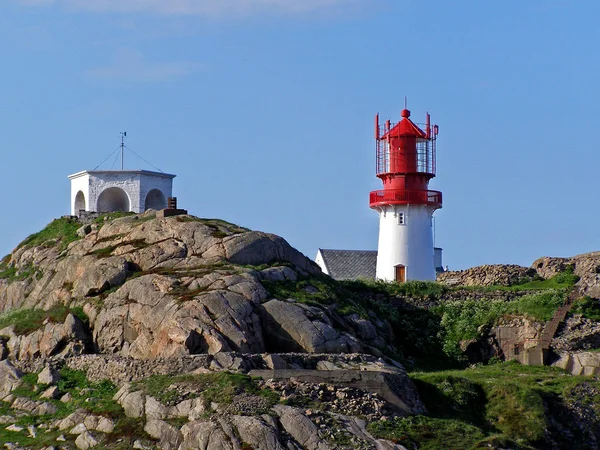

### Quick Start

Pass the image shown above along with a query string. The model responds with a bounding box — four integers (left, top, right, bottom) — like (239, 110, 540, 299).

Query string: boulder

(231, 415, 285, 450)
(259, 300, 359, 353)
(72, 256, 129, 298)
(6, 313, 90, 360)
(40, 386, 60, 400)
(75, 431, 99, 449)
(273, 405, 331, 450)
(95, 417, 115, 434)
(12, 397, 58, 415)
(144, 420, 182, 450)
(76, 225, 92, 238)
(223, 232, 320, 275)
(180, 420, 240, 450)
(0, 361, 22, 399)
(37, 365, 60, 385)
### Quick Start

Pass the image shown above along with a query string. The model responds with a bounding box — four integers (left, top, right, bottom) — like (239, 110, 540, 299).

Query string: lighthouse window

(398, 212, 405, 225)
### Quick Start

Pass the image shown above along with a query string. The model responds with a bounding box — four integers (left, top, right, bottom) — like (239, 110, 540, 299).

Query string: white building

(315, 248, 443, 281)
(68, 170, 176, 216)
(315, 106, 444, 283)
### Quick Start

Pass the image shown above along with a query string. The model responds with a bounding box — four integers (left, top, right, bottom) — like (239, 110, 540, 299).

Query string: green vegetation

(367, 362, 600, 450)
(175, 216, 249, 237)
(262, 275, 371, 318)
(131, 262, 234, 282)
(0, 367, 144, 448)
(263, 273, 574, 367)
(17, 217, 81, 252)
(342, 278, 449, 301)
(434, 291, 566, 359)
(132, 372, 278, 411)
(571, 296, 600, 320)
(368, 416, 486, 450)
(89, 239, 149, 258)
(92, 211, 136, 226)
(0, 262, 40, 283)
(0, 305, 88, 334)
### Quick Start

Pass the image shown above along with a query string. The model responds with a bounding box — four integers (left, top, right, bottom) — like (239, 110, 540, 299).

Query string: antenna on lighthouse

(120, 131, 127, 170)
(404, 96, 407, 109)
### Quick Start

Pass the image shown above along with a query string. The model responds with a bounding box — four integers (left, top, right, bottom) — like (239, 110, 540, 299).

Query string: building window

(398, 212, 405, 225)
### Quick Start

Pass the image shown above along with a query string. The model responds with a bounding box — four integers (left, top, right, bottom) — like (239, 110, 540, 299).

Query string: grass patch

(175, 216, 249, 236)
(89, 239, 150, 258)
(343, 278, 449, 301)
(132, 372, 278, 410)
(368, 416, 486, 450)
(262, 275, 376, 318)
(92, 211, 136, 226)
(90, 245, 116, 258)
(17, 217, 81, 252)
(0, 262, 39, 283)
(58, 368, 122, 416)
(386, 362, 600, 449)
(0, 305, 88, 334)
(0, 367, 124, 448)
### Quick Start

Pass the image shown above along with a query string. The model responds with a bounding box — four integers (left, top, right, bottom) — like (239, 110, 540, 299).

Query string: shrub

(434, 291, 566, 358)
(571, 296, 600, 320)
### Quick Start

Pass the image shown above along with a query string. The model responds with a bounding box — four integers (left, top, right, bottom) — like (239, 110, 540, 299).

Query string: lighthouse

(369, 107, 442, 282)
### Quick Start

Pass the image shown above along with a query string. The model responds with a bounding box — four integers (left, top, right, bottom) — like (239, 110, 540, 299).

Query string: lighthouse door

(394, 265, 406, 283)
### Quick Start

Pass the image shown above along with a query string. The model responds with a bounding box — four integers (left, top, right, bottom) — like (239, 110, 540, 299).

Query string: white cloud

(86, 49, 203, 82)
(13, 0, 358, 16)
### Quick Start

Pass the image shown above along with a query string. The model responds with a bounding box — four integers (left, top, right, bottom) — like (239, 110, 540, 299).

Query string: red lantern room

(369, 109, 442, 209)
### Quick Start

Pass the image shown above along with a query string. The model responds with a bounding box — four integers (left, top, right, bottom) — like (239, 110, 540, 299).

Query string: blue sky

(1, 0, 598, 270)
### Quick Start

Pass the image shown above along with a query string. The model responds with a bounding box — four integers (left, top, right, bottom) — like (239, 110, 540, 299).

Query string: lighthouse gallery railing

(369, 189, 442, 208)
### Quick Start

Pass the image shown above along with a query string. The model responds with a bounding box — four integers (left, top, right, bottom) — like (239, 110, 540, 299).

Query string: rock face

(109, 365, 412, 450)
(437, 264, 535, 287)
(533, 252, 600, 298)
(0, 360, 22, 399)
(553, 316, 600, 351)
(552, 351, 600, 376)
(0, 213, 397, 361)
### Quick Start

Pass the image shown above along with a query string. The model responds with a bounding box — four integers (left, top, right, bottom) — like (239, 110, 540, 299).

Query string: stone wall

(13, 352, 406, 384)
(437, 264, 534, 287)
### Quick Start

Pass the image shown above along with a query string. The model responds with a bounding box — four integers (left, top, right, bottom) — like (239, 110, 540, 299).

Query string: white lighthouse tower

(370, 107, 442, 282)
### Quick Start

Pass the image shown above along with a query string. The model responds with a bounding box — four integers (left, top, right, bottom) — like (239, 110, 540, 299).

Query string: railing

(369, 189, 442, 208)
(376, 138, 436, 176)
(376, 121, 437, 176)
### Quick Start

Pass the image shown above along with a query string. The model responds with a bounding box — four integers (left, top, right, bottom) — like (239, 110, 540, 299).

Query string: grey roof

(319, 249, 377, 281)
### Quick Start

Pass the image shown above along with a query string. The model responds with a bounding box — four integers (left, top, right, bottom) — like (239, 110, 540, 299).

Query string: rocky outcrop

(0, 213, 401, 361)
(533, 252, 600, 298)
(111, 370, 411, 450)
(259, 300, 362, 353)
(437, 264, 534, 287)
(0, 313, 90, 361)
(553, 316, 600, 351)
